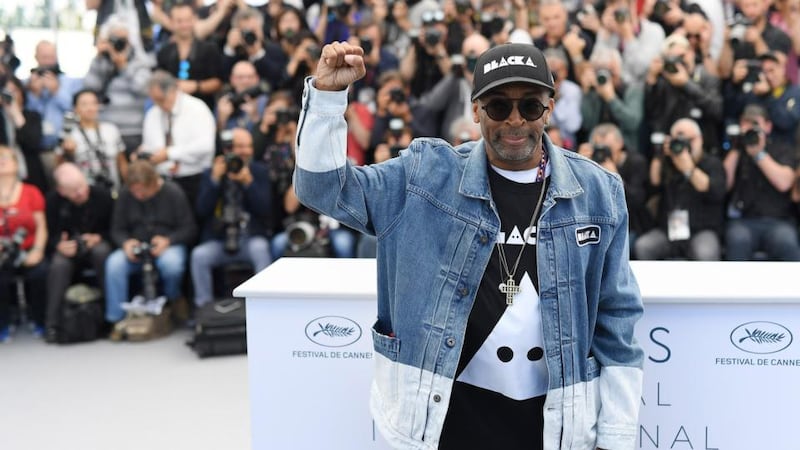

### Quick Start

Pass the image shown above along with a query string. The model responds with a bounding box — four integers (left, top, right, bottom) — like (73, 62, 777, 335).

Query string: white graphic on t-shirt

(496, 226, 537, 245)
(456, 272, 548, 400)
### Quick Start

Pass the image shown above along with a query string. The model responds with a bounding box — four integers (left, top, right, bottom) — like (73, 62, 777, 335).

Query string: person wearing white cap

(293, 41, 644, 450)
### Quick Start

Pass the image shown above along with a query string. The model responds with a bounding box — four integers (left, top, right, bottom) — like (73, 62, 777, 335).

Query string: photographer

(677, 10, 721, 77)
(0, 146, 48, 342)
(26, 41, 83, 157)
(723, 104, 800, 261)
(315, 0, 356, 44)
(347, 19, 400, 99)
(1, 73, 48, 193)
(216, 61, 268, 132)
(644, 34, 723, 156)
(591, 0, 665, 84)
(544, 48, 583, 149)
(534, 0, 594, 83)
(104, 160, 196, 325)
(56, 89, 127, 195)
(222, 7, 286, 86)
(279, 30, 323, 101)
(368, 71, 436, 157)
(82, 16, 154, 154)
(374, 117, 413, 163)
(416, 33, 490, 143)
(634, 118, 726, 260)
(155, 2, 223, 110)
(717, 0, 792, 80)
(191, 128, 272, 307)
(44, 163, 113, 342)
(579, 47, 644, 152)
(730, 51, 800, 147)
(578, 123, 652, 243)
(399, 8, 451, 97)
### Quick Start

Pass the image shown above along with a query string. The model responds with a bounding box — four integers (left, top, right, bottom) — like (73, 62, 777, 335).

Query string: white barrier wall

(234, 259, 800, 450)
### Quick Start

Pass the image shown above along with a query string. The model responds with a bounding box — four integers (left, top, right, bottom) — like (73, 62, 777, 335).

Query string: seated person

(191, 128, 272, 307)
(104, 160, 197, 324)
(0, 146, 48, 342)
(44, 163, 114, 342)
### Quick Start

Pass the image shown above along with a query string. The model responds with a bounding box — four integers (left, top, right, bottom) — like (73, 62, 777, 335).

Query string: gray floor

(0, 328, 250, 450)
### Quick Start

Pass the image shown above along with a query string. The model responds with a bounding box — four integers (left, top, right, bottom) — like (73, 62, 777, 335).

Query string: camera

(388, 117, 405, 139)
(109, 35, 128, 52)
(0, 32, 20, 72)
(359, 37, 373, 55)
(0, 228, 28, 271)
(132, 241, 159, 301)
(651, 0, 670, 21)
(663, 55, 683, 74)
(724, 123, 741, 151)
(59, 111, 79, 145)
(241, 29, 258, 46)
(596, 68, 612, 85)
(221, 184, 247, 254)
(614, 7, 630, 23)
(228, 85, 264, 110)
(33, 65, 60, 77)
(283, 212, 331, 257)
(306, 44, 322, 60)
(455, 0, 471, 14)
(424, 28, 442, 47)
(389, 145, 404, 158)
(70, 232, 89, 257)
(389, 87, 406, 104)
(743, 125, 761, 147)
(132, 241, 152, 259)
(591, 144, 612, 164)
(326, 0, 351, 18)
(451, 54, 466, 77)
(481, 14, 506, 37)
(0, 89, 13, 104)
(225, 153, 244, 174)
(275, 107, 298, 125)
(668, 136, 690, 154)
(729, 15, 752, 45)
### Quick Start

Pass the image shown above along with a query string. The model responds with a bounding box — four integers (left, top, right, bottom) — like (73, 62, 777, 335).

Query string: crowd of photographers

(1, 0, 800, 343)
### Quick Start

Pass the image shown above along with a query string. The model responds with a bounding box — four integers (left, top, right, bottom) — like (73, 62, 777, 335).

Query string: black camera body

(651, 0, 670, 21)
(221, 182, 248, 254)
(0, 228, 28, 271)
(669, 136, 691, 154)
(109, 35, 128, 52)
(70, 232, 89, 258)
(451, 54, 466, 77)
(591, 144, 612, 164)
(0, 89, 13, 104)
(275, 106, 299, 125)
(326, 0, 352, 18)
(596, 68, 612, 85)
(481, 15, 505, 36)
(241, 29, 258, 46)
(663, 55, 683, 74)
(359, 37, 373, 55)
(729, 15, 753, 45)
(743, 126, 762, 147)
(614, 7, 630, 23)
(389, 87, 406, 104)
(132, 241, 158, 301)
(424, 28, 443, 47)
(307, 44, 322, 60)
(225, 153, 245, 174)
(228, 85, 264, 110)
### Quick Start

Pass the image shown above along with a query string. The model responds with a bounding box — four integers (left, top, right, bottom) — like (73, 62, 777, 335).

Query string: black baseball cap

(471, 43, 555, 101)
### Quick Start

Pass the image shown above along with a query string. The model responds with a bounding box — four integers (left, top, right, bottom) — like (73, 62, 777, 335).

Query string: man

(221, 7, 286, 86)
(190, 128, 272, 307)
(544, 47, 582, 149)
(82, 16, 154, 154)
(579, 46, 644, 152)
(534, 0, 594, 83)
(578, 123, 652, 244)
(216, 61, 268, 132)
(634, 118, 726, 260)
(44, 163, 114, 342)
(294, 42, 643, 449)
(56, 89, 127, 195)
(140, 70, 216, 211)
(104, 160, 196, 324)
(644, 34, 723, 156)
(723, 104, 800, 261)
(156, 1, 223, 110)
(678, 10, 720, 76)
(25, 41, 83, 166)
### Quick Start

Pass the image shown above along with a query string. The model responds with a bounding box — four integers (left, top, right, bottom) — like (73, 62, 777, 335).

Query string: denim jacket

(294, 78, 644, 450)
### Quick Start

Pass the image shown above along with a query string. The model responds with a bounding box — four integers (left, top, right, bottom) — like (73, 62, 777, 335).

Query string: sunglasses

(481, 97, 549, 121)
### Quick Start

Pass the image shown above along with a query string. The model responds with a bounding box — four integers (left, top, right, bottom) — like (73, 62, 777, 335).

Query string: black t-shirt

(156, 39, 223, 110)
(730, 138, 798, 220)
(439, 168, 549, 450)
(732, 22, 792, 61)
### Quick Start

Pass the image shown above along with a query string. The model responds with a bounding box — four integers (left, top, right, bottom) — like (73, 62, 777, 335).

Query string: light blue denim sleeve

(295, 77, 350, 173)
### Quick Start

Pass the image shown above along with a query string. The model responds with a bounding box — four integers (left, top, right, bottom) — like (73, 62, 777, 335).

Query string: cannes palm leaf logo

(312, 322, 356, 338)
(738, 328, 785, 345)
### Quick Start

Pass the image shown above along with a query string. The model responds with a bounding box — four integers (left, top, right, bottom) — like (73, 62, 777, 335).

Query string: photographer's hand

(596, 78, 616, 102)
(752, 72, 770, 96)
(217, 96, 234, 126)
(150, 235, 170, 258)
(731, 59, 748, 84)
(228, 165, 254, 187)
(123, 239, 139, 261)
(56, 232, 78, 258)
(61, 136, 77, 156)
(23, 247, 44, 267)
(42, 71, 60, 94)
(149, 148, 169, 164)
(314, 41, 366, 91)
(646, 58, 663, 85)
(374, 143, 391, 163)
(211, 155, 227, 183)
(663, 63, 689, 87)
(81, 233, 102, 250)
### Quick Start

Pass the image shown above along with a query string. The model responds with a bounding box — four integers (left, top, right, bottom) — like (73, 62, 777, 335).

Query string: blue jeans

(190, 236, 271, 306)
(725, 217, 800, 261)
(271, 227, 356, 260)
(104, 245, 187, 322)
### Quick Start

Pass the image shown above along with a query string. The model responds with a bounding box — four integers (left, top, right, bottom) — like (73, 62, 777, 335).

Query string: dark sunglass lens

(519, 99, 545, 120)
(485, 99, 513, 121)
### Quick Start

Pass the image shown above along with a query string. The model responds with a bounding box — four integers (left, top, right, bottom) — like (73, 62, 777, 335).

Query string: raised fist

(313, 41, 367, 91)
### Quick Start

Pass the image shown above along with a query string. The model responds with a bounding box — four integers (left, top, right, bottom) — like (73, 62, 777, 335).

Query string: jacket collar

(459, 134, 584, 201)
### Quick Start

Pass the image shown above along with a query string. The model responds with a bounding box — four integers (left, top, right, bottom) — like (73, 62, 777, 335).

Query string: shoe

(45, 327, 59, 344)
(31, 324, 46, 339)
(0, 327, 11, 343)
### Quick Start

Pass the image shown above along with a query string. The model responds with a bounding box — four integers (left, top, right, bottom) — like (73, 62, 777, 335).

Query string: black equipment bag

(59, 284, 105, 344)
(188, 298, 247, 358)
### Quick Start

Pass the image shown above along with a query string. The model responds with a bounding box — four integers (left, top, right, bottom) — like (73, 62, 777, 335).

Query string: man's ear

(472, 101, 480, 123)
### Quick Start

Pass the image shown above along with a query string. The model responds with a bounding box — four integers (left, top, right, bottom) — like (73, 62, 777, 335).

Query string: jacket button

(479, 234, 488, 244)
(433, 394, 441, 403)
(458, 287, 468, 297)
(446, 337, 456, 347)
